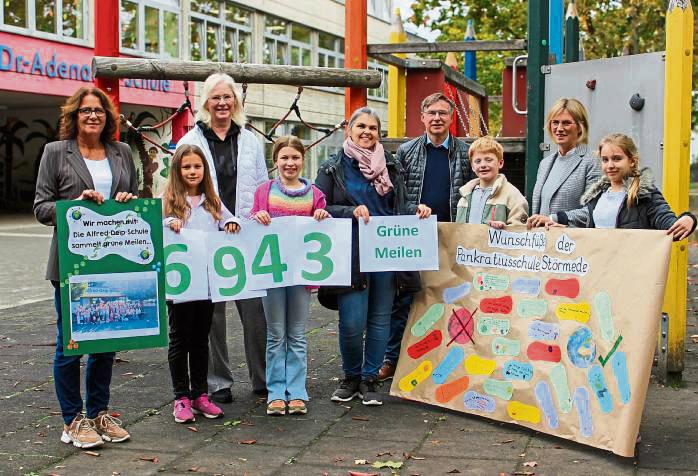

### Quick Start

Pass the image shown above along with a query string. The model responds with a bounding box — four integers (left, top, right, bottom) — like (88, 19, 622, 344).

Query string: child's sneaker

(288, 399, 308, 415)
(192, 394, 224, 419)
(173, 397, 195, 423)
(266, 399, 286, 416)
(94, 411, 130, 442)
(60, 414, 104, 449)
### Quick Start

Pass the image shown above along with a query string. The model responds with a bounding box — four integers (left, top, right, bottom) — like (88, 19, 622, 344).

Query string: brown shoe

(60, 414, 104, 449)
(378, 361, 396, 382)
(94, 411, 130, 443)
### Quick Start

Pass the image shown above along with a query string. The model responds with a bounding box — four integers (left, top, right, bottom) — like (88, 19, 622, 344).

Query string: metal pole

(525, 0, 549, 203)
(662, 0, 694, 377)
(345, 0, 368, 118)
(564, 0, 580, 62)
(94, 0, 120, 139)
(549, 0, 564, 64)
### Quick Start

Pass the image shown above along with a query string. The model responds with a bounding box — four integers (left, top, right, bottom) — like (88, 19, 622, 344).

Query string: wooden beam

(368, 52, 407, 69)
(93, 0, 120, 138)
(402, 59, 487, 97)
(661, 0, 694, 376)
(381, 137, 526, 154)
(92, 57, 382, 88)
(367, 39, 527, 55)
(345, 0, 368, 116)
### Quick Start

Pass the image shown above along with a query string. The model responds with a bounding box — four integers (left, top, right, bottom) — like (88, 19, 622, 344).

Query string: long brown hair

(598, 133, 641, 208)
(163, 145, 222, 222)
(59, 86, 118, 142)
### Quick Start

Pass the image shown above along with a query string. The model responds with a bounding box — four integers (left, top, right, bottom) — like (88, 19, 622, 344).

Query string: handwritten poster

(390, 224, 672, 457)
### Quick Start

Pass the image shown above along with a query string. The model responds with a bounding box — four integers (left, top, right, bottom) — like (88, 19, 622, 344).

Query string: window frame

(120, 0, 181, 59)
(0, 0, 90, 46)
(190, 1, 253, 63)
(263, 14, 290, 66)
(367, 61, 388, 102)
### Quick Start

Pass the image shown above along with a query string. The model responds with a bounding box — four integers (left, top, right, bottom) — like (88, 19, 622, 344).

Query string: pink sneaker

(173, 397, 195, 424)
(192, 394, 224, 419)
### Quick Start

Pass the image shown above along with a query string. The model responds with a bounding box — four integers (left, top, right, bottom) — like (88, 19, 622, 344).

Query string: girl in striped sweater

(251, 135, 330, 416)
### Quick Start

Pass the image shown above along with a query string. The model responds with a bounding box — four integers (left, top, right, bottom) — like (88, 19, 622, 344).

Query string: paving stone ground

(1, 220, 698, 475)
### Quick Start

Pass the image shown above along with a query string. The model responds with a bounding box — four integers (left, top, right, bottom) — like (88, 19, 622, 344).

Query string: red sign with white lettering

(0, 31, 191, 108)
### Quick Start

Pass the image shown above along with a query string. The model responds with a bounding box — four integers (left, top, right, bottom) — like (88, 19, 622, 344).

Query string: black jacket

(556, 168, 697, 234)
(314, 151, 421, 307)
(397, 134, 474, 221)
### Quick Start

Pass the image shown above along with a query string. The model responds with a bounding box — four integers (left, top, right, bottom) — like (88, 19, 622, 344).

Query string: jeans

(337, 272, 396, 379)
(52, 282, 114, 425)
(167, 300, 215, 400)
(262, 286, 310, 402)
(384, 293, 414, 365)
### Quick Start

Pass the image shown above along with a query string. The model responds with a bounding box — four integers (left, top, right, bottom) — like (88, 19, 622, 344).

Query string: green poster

(56, 198, 166, 356)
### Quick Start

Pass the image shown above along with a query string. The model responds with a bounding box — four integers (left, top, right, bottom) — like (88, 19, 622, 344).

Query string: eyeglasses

(550, 120, 576, 129)
(209, 95, 234, 104)
(423, 110, 451, 118)
(78, 107, 106, 117)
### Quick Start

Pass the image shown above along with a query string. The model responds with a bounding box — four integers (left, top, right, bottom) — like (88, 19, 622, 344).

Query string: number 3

(302, 232, 333, 281)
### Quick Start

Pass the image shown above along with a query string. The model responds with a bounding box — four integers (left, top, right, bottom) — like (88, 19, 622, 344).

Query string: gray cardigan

(531, 143, 601, 222)
(34, 140, 139, 281)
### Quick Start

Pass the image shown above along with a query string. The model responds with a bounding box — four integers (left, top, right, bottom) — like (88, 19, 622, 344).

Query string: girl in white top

(162, 144, 240, 424)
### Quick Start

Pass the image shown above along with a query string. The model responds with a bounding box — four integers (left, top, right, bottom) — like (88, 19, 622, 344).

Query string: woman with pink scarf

(315, 107, 431, 406)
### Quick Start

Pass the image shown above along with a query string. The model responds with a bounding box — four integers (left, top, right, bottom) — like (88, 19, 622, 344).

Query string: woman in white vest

(177, 73, 269, 403)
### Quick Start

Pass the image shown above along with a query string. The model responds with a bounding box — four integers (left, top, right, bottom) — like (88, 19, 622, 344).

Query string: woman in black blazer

(34, 86, 137, 449)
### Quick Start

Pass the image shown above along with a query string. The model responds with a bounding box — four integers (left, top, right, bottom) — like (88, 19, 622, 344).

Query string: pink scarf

(342, 137, 393, 196)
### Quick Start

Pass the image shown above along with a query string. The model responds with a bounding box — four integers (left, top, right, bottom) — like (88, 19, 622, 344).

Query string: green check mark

(598, 335, 623, 367)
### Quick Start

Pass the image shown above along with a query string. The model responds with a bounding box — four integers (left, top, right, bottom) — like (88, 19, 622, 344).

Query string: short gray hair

(347, 106, 382, 131)
(421, 92, 454, 113)
(196, 73, 247, 127)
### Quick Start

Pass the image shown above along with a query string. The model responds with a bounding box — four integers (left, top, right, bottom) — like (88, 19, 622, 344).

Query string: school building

(0, 0, 419, 209)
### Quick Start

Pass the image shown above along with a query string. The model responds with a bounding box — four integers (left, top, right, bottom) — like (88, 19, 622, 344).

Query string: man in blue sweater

(378, 92, 474, 381)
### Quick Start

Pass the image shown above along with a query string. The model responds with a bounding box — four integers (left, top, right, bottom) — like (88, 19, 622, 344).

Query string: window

(264, 15, 288, 65)
(3, 0, 27, 28)
(163, 10, 179, 57)
(144, 6, 159, 53)
(318, 32, 344, 68)
(120, 0, 138, 49)
(1, 0, 87, 40)
(290, 24, 311, 66)
(190, 1, 252, 63)
(368, 0, 391, 22)
(367, 62, 388, 101)
(120, 1, 180, 58)
(35, 0, 55, 33)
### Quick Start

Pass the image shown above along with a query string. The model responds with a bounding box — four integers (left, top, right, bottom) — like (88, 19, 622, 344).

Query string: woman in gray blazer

(34, 86, 137, 449)
(528, 98, 601, 227)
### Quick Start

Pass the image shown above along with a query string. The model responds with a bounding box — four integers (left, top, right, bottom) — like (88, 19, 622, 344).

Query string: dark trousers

(52, 282, 114, 425)
(384, 293, 414, 365)
(167, 300, 215, 400)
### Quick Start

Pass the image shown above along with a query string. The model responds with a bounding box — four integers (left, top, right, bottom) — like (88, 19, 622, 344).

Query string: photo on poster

(68, 271, 160, 341)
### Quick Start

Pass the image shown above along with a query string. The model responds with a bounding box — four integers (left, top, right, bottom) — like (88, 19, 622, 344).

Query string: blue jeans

(262, 286, 310, 402)
(384, 293, 414, 365)
(52, 282, 115, 425)
(337, 272, 396, 379)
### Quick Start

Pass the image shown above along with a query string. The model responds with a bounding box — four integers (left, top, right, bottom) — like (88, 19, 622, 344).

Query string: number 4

(251, 234, 288, 283)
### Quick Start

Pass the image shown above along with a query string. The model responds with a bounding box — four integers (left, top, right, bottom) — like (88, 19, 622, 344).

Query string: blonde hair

(598, 133, 641, 208)
(469, 136, 504, 162)
(545, 98, 590, 144)
(196, 73, 246, 127)
(163, 144, 223, 222)
(272, 135, 306, 162)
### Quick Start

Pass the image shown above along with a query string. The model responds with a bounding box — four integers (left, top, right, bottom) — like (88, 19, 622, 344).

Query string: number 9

(213, 246, 246, 297)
